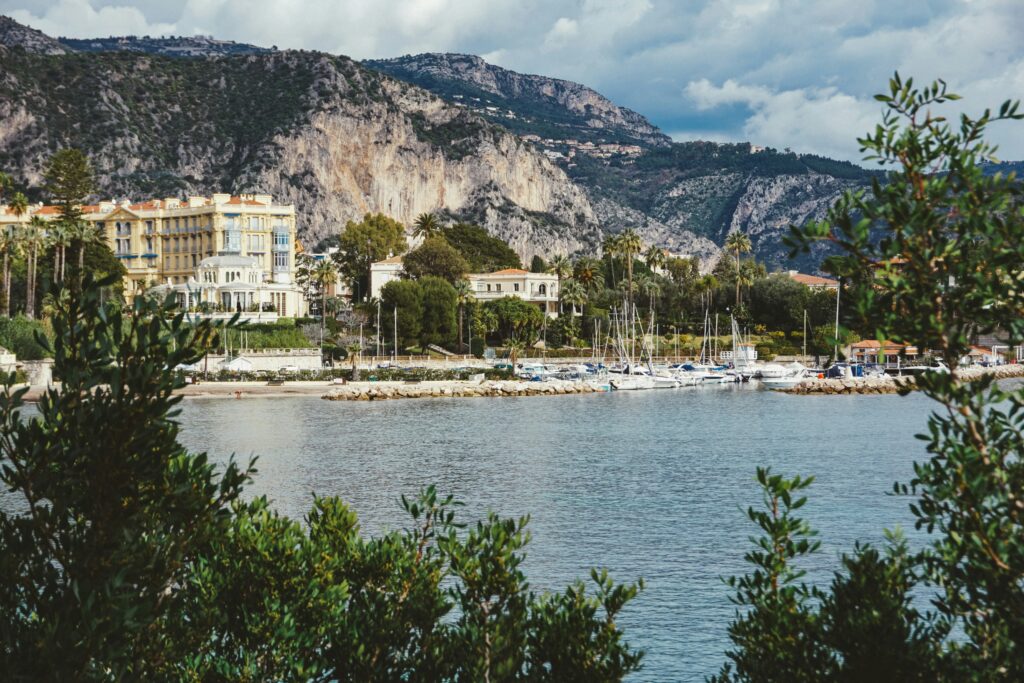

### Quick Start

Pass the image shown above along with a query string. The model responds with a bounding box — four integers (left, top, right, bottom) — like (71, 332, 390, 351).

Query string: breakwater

(322, 380, 604, 401)
(781, 364, 1024, 395)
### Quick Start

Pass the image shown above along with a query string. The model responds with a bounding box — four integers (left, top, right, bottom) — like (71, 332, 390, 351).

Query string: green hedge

(0, 316, 52, 360)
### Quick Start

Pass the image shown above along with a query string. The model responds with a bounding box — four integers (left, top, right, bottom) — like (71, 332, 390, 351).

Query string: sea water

(177, 384, 936, 681)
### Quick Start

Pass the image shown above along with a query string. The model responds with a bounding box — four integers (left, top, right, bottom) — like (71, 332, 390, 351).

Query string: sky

(4, 0, 1023, 162)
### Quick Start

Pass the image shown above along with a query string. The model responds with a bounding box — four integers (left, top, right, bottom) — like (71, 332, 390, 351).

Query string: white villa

(369, 255, 405, 299)
(150, 254, 307, 318)
(368, 257, 560, 317)
(467, 268, 559, 317)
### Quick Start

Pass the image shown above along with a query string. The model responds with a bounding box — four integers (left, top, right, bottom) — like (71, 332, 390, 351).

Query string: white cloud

(543, 17, 577, 48)
(685, 79, 880, 161)
(9, 0, 175, 38)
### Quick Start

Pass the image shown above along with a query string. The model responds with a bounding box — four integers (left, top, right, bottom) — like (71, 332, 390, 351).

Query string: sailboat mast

(834, 279, 841, 362)
(803, 309, 808, 358)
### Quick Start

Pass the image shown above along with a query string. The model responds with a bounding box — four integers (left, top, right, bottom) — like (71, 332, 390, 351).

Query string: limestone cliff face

(0, 41, 599, 261)
(254, 93, 600, 260)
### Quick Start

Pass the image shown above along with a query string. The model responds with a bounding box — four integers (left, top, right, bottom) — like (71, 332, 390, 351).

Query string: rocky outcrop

(322, 380, 604, 401)
(780, 365, 1024, 395)
(366, 53, 670, 147)
(0, 16, 68, 54)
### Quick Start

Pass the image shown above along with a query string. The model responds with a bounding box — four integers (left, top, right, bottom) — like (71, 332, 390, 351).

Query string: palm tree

(23, 217, 46, 319)
(347, 342, 362, 381)
(561, 279, 586, 316)
(724, 231, 752, 307)
(69, 219, 101, 274)
(312, 259, 337, 317)
(573, 257, 600, 292)
(617, 228, 643, 314)
(49, 221, 71, 283)
(602, 234, 621, 288)
(644, 245, 667, 274)
(640, 275, 662, 321)
(697, 274, 718, 313)
(3, 192, 28, 316)
(506, 337, 525, 369)
(412, 212, 442, 241)
(547, 254, 572, 314)
(738, 259, 758, 308)
(454, 278, 473, 352)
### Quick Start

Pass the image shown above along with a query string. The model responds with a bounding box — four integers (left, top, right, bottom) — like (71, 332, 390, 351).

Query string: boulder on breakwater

(781, 364, 1024, 395)
(322, 380, 601, 401)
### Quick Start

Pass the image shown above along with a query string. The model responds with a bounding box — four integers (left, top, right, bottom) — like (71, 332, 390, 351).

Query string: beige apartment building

(1, 193, 299, 298)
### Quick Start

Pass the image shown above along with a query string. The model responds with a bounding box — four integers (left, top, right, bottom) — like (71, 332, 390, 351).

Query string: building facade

(467, 268, 559, 317)
(367, 258, 560, 317)
(1, 193, 305, 315)
(369, 256, 405, 299)
(2, 193, 298, 296)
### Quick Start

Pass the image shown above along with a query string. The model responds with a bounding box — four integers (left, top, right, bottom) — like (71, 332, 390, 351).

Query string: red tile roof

(788, 272, 838, 287)
(225, 196, 265, 206)
(850, 339, 918, 352)
(487, 268, 529, 275)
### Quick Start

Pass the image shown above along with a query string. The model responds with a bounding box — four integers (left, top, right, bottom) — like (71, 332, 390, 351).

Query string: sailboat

(608, 301, 677, 390)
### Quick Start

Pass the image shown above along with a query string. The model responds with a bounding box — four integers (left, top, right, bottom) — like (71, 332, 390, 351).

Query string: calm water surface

(177, 385, 936, 682)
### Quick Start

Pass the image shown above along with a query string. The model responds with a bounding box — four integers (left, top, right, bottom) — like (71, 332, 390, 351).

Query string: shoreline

(172, 379, 609, 401)
(779, 364, 1024, 395)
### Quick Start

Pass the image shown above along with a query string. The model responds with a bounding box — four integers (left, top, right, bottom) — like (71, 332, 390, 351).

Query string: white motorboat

(610, 374, 657, 390)
(762, 375, 807, 389)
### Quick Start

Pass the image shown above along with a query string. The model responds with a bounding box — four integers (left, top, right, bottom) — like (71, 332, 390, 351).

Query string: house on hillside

(467, 269, 560, 317)
(786, 270, 839, 290)
(848, 340, 919, 365)
(369, 255, 405, 299)
(369, 260, 560, 317)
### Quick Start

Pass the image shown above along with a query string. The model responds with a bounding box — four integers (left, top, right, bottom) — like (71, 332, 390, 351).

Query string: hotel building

(1, 193, 306, 316)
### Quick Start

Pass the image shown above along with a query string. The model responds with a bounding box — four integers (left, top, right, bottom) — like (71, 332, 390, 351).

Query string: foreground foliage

(0, 277, 642, 680)
(714, 76, 1024, 681)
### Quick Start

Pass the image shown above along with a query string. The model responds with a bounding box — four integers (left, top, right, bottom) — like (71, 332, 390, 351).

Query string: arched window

(538, 284, 547, 295)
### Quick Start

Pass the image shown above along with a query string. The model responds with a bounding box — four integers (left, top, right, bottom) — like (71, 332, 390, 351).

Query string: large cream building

(1, 193, 306, 316)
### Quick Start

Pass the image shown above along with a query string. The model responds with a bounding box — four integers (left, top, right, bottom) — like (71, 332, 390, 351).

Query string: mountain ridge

(0, 17, 898, 270)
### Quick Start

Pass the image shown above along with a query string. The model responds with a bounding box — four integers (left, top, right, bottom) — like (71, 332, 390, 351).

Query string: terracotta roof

(850, 339, 919, 352)
(485, 268, 529, 276)
(34, 206, 61, 215)
(969, 346, 993, 355)
(225, 196, 265, 206)
(374, 255, 404, 265)
(788, 272, 838, 287)
(129, 200, 163, 211)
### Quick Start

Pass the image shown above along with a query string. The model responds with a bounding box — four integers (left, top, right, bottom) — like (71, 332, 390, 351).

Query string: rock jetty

(322, 380, 604, 401)
(781, 364, 1024, 395)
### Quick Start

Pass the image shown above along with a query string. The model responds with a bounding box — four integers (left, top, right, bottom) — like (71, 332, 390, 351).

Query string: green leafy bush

(0, 276, 643, 680)
(715, 76, 1024, 682)
(0, 315, 52, 359)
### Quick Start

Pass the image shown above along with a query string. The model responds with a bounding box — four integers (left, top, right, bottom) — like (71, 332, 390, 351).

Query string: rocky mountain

(0, 18, 600, 261)
(0, 18, 885, 270)
(365, 53, 670, 148)
(367, 53, 880, 271)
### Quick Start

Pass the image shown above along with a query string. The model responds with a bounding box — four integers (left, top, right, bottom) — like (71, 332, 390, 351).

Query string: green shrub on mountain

(441, 223, 521, 272)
